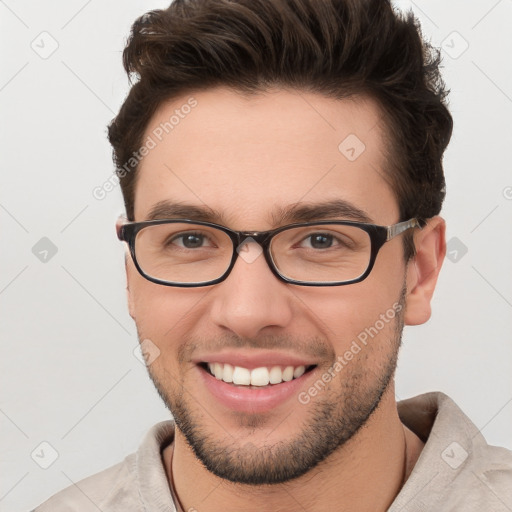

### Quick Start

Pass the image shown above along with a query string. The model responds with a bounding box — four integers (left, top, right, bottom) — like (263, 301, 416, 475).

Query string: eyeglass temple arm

(116, 216, 130, 241)
(386, 218, 420, 241)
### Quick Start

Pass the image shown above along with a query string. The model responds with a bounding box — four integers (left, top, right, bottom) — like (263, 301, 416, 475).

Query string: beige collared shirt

(33, 392, 512, 511)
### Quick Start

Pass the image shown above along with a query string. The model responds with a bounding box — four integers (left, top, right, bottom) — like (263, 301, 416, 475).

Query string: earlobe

(404, 216, 446, 326)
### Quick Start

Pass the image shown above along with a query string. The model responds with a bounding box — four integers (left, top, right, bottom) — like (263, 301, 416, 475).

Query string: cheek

(127, 262, 209, 341)
(292, 273, 404, 355)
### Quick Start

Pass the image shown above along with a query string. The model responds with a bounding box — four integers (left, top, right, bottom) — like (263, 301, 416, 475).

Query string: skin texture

(123, 87, 445, 511)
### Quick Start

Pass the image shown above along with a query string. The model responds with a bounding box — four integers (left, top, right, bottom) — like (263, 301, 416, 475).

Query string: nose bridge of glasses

(235, 230, 272, 248)
(231, 231, 274, 269)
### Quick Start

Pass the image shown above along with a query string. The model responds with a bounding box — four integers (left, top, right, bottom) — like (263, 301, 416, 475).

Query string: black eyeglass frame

(117, 218, 420, 288)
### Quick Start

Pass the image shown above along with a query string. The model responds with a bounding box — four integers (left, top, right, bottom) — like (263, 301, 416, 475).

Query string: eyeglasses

(117, 218, 420, 287)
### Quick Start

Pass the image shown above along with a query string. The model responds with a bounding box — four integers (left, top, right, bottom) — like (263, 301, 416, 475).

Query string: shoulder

(436, 441, 512, 511)
(393, 392, 512, 511)
(33, 454, 139, 511)
(32, 421, 176, 512)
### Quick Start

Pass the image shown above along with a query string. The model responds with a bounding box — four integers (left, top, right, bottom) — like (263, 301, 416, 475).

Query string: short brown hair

(108, 0, 453, 257)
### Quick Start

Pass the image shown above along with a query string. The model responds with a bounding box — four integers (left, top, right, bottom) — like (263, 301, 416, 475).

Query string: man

(34, 0, 512, 510)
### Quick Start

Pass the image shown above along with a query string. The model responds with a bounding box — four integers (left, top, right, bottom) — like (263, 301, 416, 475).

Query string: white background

(1, 1, 511, 510)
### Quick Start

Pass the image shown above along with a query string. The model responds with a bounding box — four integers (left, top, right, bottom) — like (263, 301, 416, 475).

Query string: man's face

(127, 87, 410, 484)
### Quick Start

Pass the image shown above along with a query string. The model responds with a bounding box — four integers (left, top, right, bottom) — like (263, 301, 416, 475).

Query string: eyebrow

(144, 199, 373, 226)
(146, 201, 227, 224)
(271, 200, 373, 225)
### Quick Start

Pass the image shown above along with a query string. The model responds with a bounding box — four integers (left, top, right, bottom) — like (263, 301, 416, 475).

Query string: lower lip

(198, 365, 315, 414)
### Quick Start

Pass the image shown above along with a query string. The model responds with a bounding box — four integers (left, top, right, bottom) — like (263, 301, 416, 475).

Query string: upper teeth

(207, 363, 306, 386)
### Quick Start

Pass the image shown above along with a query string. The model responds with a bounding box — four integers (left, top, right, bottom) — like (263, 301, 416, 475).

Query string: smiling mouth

(199, 362, 317, 387)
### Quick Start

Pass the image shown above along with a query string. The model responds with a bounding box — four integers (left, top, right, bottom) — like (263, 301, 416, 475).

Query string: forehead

(134, 87, 398, 227)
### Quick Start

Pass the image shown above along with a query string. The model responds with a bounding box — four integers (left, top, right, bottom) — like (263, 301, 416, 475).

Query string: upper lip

(192, 351, 319, 370)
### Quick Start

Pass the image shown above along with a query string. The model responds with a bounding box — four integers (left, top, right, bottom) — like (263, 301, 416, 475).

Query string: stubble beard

(145, 292, 405, 485)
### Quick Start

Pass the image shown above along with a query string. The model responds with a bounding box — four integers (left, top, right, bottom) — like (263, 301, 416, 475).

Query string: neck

(164, 387, 423, 512)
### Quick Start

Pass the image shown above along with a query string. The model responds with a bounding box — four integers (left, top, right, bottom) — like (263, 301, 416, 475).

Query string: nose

(209, 241, 294, 339)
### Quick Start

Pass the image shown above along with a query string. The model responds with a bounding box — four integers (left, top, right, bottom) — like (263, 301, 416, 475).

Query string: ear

(117, 217, 137, 321)
(404, 216, 446, 326)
